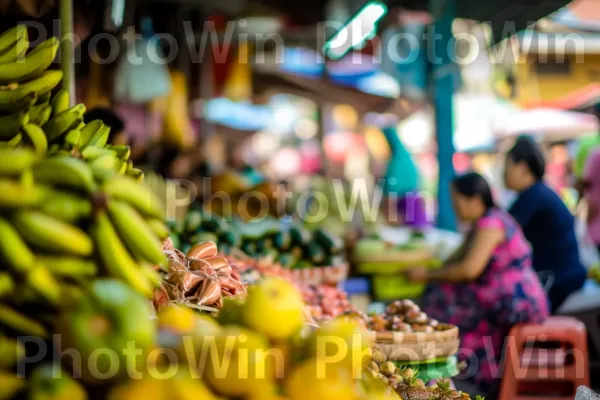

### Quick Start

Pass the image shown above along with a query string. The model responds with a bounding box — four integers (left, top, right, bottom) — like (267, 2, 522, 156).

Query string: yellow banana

(0, 371, 26, 400)
(108, 200, 167, 267)
(33, 156, 96, 194)
(0, 304, 47, 338)
(0, 37, 59, 84)
(81, 145, 115, 161)
(0, 179, 46, 208)
(36, 256, 97, 278)
(0, 273, 14, 298)
(0, 335, 24, 369)
(38, 189, 91, 223)
(26, 265, 61, 304)
(102, 176, 164, 219)
(79, 119, 104, 147)
(147, 218, 170, 241)
(81, 123, 110, 149)
(0, 70, 63, 112)
(62, 128, 81, 151)
(0, 111, 28, 139)
(126, 167, 144, 182)
(125, 159, 133, 172)
(0, 133, 22, 148)
(0, 215, 35, 273)
(50, 88, 70, 116)
(12, 210, 94, 256)
(107, 144, 131, 161)
(92, 212, 153, 297)
(117, 159, 127, 175)
(0, 25, 27, 54)
(21, 124, 48, 156)
(36, 91, 51, 105)
(0, 147, 37, 175)
(0, 36, 28, 64)
(44, 104, 85, 142)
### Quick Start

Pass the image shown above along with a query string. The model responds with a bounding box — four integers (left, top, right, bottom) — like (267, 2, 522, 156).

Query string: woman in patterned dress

(405, 172, 549, 397)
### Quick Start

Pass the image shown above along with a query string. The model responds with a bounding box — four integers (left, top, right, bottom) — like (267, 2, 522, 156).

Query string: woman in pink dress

(405, 172, 549, 397)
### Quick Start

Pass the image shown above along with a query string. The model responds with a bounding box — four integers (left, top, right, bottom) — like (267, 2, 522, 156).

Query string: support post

(59, 0, 75, 105)
(429, 0, 457, 231)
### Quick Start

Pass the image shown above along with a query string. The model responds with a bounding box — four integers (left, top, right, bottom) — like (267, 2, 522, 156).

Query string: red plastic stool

(499, 316, 589, 400)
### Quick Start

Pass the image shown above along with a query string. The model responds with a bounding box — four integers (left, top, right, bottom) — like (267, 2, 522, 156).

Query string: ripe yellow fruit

(286, 358, 359, 400)
(158, 305, 197, 334)
(308, 319, 369, 372)
(244, 277, 305, 340)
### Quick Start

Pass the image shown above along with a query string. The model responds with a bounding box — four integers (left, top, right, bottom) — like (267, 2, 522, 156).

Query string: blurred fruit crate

(290, 263, 349, 286)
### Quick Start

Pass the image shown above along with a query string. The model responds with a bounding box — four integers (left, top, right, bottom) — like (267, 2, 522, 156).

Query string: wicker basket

(367, 327, 460, 361)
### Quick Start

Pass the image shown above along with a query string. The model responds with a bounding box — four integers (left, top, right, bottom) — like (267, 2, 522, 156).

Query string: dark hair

(452, 172, 496, 210)
(507, 136, 546, 181)
(83, 108, 125, 136)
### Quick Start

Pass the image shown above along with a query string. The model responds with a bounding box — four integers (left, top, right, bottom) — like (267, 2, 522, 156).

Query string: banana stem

(59, 0, 75, 106)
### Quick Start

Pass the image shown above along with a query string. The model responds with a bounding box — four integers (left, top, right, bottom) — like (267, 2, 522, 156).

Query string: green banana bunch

(50, 88, 70, 116)
(33, 156, 96, 194)
(38, 189, 91, 223)
(0, 147, 37, 175)
(102, 176, 165, 219)
(12, 210, 94, 256)
(26, 265, 61, 304)
(107, 144, 131, 161)
(0, 37, 59, 84)
(0, 34, 28, 64)
(36, 256, 97, 279)
(147, 219, 171, 241)
(0, 133, 22, 148)
(62, 128, 81, 151)
(44, 104, 85, 142)
(0, 111, 28, 139)
(0, 304, 47, 338)
(80, 123, 110, 150)
(0, 216, 35, 273)
(108, 200, 167, 267)
(0, 335, 24, 369)
(0, 371, 25, 400)
(0, 25, 27, 54)
(21, 124, 48, 156)
(91, 212, 153, 297)
(29, 102, 52, 125)
(80, 145, 115, 161)
(36, 91, 51, 105)
(0, 179, 46, 208)
(0, 273, 14, 298)
(0, 70, 63, 112)
(90, 152, 120, 182)
(79, 119, 104, 147)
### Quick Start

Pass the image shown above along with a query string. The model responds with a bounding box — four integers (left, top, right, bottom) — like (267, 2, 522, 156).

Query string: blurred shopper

(505, 136, 586, 312)
(582, 147, 600, 255)
(380, 126, 430, 230)
(405, 172, 548, 396)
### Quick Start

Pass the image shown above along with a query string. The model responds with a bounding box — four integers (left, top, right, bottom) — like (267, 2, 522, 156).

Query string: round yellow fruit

(204, 326, 276, 397)
(107, 378, 166, 400)
(244, 277, 305, 340)
(158, 305, 196, 334)
(307, 319, 369, 372)
(286, 358, 359, 400)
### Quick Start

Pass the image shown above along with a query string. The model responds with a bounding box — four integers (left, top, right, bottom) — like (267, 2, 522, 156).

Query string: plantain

(44, 104, 85, 142)
(102, 176, 164, 219)
(33, 156, 96, 194)
(108, 200, 167, 267)
(0, 111, 28, 139)
(0, 37, 59, 84)
(26, 265, 61, 304)
(12, 210, 94, 256)
(0, 25, 27, 54)
(0, 35, 28, 64)
(21, 123, 48, 156)
(50, 88, 70, 116)
(0, 304, 48, 338)
(0, 179, 46, 208)
(91, 212, 153, 297)
(38, 189, 92, 223)
(0, 70, 63, 112)
(36, 256, 97, 278)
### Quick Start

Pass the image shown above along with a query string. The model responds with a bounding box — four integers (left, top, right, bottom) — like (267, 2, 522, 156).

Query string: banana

(0, 70, 63, 112)
(0, 304, 48, 338)
(140, 264, 163, 288)
(0, 179, 46, 208)
(0, 25, 27, 54)
(50, 88, 69, 116)
(0, 216, 35, 274)
(81, 145, 115, 161)
(102, 176, 164, 219)
(36, 256, 97, 278)
(0, 133, 22, 148)
(147, 218, 170, 241)
(37, 105, 52, 126)
(12, 210, 94, 256)
(33, 156, 96, 194)
(81, 123, 110, 149)
(44, 104, 85, 142)
(26, 265, 60, 304)
(108, 144, 131, 161)
(91, 212, 153, 297)
(0, 37, 59, 84)
(117, 159, 127, 175)
(36, 91, 51, 104)
(28, 102, 51, 125)
(0, 335, 24, 369)
(58, 282, 85, 307)
(0, 371, 26, 400)
(0, 273, 14, 298)
(38, 189, 92, 223)
(125, 159, 133, 172)
(0, 36, 28, 64)
(90, 153, 120, 182)
(21, 123, 48, 156)
(62, 128, 81, 151)
(0, 111, 28, 139)
(0, 147, 37, 175)
(79, 119, 103, 145)
(108, 200, 167, 267)
(126, 167, 144, 182)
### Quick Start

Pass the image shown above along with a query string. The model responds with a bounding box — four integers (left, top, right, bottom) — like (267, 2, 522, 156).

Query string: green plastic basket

(392, 356, 460, 382)
(358, 259, 442, 275)
(372, 274, 426, 300)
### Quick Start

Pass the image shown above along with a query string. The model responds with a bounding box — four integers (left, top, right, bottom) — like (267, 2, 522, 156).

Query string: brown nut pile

(368, 300, 454, 333)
